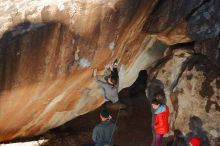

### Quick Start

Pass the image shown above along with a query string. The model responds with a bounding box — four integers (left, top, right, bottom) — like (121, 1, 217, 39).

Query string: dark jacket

(92, 120, 117, 146)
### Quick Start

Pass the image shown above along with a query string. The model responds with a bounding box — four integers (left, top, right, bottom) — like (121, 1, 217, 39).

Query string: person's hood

(154, 104, 166, 114)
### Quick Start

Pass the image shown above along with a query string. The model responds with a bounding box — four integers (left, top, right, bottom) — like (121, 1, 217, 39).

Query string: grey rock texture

(144, 0, 205, 33)
(187, 0, 220, 40)
(194, 36, 220, 68)
(148, 49, 220, 146)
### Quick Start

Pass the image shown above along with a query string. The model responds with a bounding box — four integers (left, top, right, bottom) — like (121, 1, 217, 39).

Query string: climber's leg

(111, 67, 119, 83)
(111, 59, 119, 79)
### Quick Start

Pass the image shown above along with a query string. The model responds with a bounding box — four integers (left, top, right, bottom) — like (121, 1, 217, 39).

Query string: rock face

(194, 37, 220, 68)
(0, 0, 220, 145)
(149, 49, 220, 145)
(144, 0, 220, 145)
(0, 0, 163, 142)
(187, 0, 220, 40)
(143, 0, 205, 33)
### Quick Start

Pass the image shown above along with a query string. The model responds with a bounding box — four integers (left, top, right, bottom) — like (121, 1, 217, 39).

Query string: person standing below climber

(151, 93, 169, 146)
(92, 110, 117, 146)
(93, 59, 125, 109)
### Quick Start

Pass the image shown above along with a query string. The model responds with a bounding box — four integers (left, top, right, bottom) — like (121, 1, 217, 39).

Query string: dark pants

(155, 133, 164, 146)
(111, 67, 118, 83)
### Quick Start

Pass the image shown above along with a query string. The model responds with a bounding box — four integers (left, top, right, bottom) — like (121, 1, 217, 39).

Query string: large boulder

(149, 48, 220, 145)
(143, 0, 220, 45)
(0, 0, 220, 145)
(143, 0, 205, 33)
(187, 0, 220, 41)
(0, 0, 162, 142)
(172, 56, 220, 145)
(155, 21, 191, 45)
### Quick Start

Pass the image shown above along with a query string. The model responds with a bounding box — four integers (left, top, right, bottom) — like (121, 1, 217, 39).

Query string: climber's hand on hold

(93, 68, 97, 77)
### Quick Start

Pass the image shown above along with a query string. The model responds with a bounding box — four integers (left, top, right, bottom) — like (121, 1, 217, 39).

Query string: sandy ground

(39, 87, 153, 146)
(1, 72, 155, 146)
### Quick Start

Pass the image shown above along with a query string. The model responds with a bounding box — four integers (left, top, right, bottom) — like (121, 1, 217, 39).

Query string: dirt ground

(1, 71, 217, 146)
(39, 86, 153, 146)
(1, 71, 155, 146)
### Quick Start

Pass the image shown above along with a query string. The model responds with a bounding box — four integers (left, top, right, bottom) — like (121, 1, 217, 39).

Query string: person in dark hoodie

(92, 110, 117, 146)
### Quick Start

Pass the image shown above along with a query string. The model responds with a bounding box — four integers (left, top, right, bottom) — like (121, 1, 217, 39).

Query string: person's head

(100, 110, 110, 121)
(154, 89, 165, 104)
(189, 137, 201, 146)
(151, 98, 161, 109)
(188, 116, 203, 132)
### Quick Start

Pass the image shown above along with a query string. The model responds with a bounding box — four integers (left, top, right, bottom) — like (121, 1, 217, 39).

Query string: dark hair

(189, 116, 203, 132)
(154, 89, 165, 104)
(100, 110, 110, 118)
(151, 98, 161, 105)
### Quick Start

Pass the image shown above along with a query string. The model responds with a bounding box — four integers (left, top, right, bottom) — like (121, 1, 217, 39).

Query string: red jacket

(154, 105, 169, 134)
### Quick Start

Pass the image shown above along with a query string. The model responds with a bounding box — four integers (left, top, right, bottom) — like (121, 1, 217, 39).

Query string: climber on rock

(93, 59, 125, 109)
(102, 59, 119, 87)
(93, 69, 118, 103)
